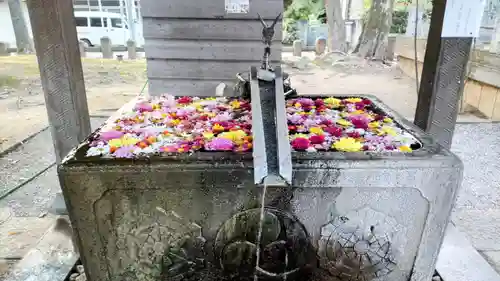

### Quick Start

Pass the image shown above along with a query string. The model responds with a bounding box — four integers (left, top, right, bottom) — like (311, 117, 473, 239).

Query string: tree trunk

(8, 0, 33, 53)
(354, 0, 394, 60)
(325, 0, 347, 53)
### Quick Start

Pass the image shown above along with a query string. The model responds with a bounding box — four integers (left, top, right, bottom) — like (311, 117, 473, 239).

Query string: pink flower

(113, 145, 136, 158)
(99, 130, 124, 141)
(135, 102, 153, 113)
(291, 137, 310, 151)
(205, 138, 234, 151)
(349, 115, 369, 129)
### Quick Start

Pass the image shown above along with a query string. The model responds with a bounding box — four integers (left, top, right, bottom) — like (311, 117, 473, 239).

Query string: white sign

(225, 0, 250, 14)
(441, 0, 486, 38)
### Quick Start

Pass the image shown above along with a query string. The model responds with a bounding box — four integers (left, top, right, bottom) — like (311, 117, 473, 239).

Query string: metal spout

(250, 66, 293, 187)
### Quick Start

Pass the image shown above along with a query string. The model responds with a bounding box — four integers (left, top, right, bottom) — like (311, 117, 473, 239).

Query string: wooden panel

(143, 18, 282, 41)
(148, 78, 239, 96)
(469, 63, 500, 89)
(463, 80, 482, 108)
(147, 59, 281, 80)
(144, 39, 282, 61)
(477, 85, 498, 118)
(141, 0, 283, 19)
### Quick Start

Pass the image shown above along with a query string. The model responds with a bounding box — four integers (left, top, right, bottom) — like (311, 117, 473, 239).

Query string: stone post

(292, 40, 302, 57)
(79, 41, 86, 58)
(127, 39, 137, 60)
(315, 37, 327, 55)
(0, 42, 8, 56)
(386, 35, 396, 61)
(100, 36, 113, 59)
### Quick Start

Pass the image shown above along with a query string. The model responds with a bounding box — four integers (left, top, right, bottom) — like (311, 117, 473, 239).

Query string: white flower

(86, 144, 110, 157)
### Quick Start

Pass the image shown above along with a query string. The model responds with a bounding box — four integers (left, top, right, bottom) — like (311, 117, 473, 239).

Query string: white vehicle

(74, 11, 129, 47)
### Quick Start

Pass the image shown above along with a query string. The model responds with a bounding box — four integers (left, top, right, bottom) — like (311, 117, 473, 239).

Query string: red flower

(177, 96, 192, 104)
(288, 125, 297, 132)
(309, 135, 325, 144)
(320, 119, 333, 126)
(347, 131, 361, 138)
(315, 99, 325, 107)
(355, 102, 366, 110)
(291, 137, 310, 150)
(325, 126, 343, 137)
(363, 99, 372, 105)
(374, 114, 385, 121)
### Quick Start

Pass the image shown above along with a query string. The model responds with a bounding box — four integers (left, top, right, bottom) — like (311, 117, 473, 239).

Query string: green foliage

(283, 0, 326, 44)
(391, 10, 408, 33)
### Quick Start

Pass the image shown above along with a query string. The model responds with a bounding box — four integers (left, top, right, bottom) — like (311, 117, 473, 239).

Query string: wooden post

(26, 0, 91, 164)
(127, 39, 137, 60)
(100, 36, 113, 59)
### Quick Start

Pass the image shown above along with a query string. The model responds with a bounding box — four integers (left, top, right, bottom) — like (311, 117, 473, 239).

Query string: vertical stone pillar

(292, 40, 302, 57)
(79, 41, 86, 58)
(100, 36, 113, 59)
(0, 42, 9, 56)
(127, 39, 137, 60)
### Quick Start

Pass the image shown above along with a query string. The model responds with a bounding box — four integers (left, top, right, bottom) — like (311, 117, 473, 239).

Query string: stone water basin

(58, 95, 462, 281)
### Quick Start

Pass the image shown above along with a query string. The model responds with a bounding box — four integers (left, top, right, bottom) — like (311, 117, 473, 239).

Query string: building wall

(0, 1, 33, 48)
(141, 0, 283, 96)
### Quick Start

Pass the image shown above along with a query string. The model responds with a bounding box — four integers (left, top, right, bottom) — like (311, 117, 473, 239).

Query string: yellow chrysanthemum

(368, 121, 381, 129)
(380, 126, 397, 136)
(333, 137, 363, 152)
(108, 138, 123, 148)
(230, 100, 241, 109)
(219, 130, 247, 143)
(344, 97, 363, 103)
(399, 145, 413, 152)
(324, 97, 341, 108)
(290, 133, 308, 139)
(294, 103, 302, 108)
(336, 119, 352, 127)
(203, 131, 214, 140)
(383, 117, 393, 123)
(171, 119, 181, 126)
(309, 127, 324, 135)
(212, 124, 225, 132)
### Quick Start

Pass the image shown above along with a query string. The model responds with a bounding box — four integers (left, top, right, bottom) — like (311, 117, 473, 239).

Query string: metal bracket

(250, 66, 293, 186)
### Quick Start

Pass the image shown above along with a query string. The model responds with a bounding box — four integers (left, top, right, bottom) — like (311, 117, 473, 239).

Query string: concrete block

(59, 95, 463, 281)
(79, 41, 86, 58)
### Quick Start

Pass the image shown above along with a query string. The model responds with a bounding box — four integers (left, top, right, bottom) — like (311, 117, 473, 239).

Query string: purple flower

(113, 145, 136, 158)
(288, 113, 304, 124)
(205, 138, 234, 151)
(99, 130, 124, 141)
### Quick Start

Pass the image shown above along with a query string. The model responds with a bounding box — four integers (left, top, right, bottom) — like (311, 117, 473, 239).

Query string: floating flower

(205, 138, 234, 151)
(309, 127, 324, 135)
(323, 97, 341, 108)
(85, 95, 419, 158)
(333, 137, 363, 152)
(291, 137, 310, 151)
(99, 130, 124, 141)
(336, 119, 352, 127)
(113, 145, 136, 158)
